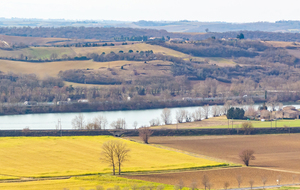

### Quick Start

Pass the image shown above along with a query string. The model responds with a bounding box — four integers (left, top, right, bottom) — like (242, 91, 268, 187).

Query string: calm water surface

(1, 104, 299, 130)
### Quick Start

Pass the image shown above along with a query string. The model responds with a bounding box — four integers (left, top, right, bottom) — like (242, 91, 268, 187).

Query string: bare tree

(101, 140, 130, 175)
(203, 105, 210, 119)
(133, 121, 138, 129)
(139, 127, 153, 144)
(185, 111, 192, 122)
(111, 118, 126, 129)
(156, 185, 165, 190)
(239, 149, 255, 166)
(236, 175, 242, 188)
(223, 182, 230, 190)
(278, 103, 283, 111)
(94, 115, 108, 130)
(101, 140, 117, 175)
(293, 175, 297, 184)
(176, 110, 185, 123)
(241, 122, 254, 135)
(261, 176, 267, 189)
(202, 175, 210, 190)
(175, 179, 185, 190)
(114, 141, 130, 175)
(190, 180, 198, 190)
(212, 105, 219, 117)
(161, 108, 172, 125)
(245, 106, 257, 118)
(149, 118, 160, 126)
(207, 182, 212, 190)
(192, 108, 203, 121)
(72, 113, 85, 129)
(249, 179, 254, 189)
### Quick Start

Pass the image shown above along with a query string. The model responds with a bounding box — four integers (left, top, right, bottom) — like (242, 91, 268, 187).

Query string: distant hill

(2, 18, 300, 33)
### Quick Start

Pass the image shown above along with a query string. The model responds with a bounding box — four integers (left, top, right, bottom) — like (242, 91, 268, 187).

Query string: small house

(78, 99, 89, 103)
(273, 106, 300, 119)
(24, 101, 37, 106)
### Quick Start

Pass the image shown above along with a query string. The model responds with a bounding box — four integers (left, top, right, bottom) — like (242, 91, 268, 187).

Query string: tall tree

(101, 140, 117, 175)
(161, 108, 172, 125)
(114, 141, 130, 175)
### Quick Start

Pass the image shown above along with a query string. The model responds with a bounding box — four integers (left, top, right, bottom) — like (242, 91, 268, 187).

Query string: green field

(0, 136, 225, 178)
(155, 115, 300, 129)
(0, 175, 176, 190)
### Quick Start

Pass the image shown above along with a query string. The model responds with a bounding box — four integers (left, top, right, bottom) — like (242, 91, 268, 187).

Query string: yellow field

(0, 136, 224, 178)
(0, 175, 175, 190)
(0, 59, 151, 78)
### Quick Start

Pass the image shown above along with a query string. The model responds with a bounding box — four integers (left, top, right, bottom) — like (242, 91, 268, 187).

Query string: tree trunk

(113, 164, 115, 175)
(118, 162, 121, 175)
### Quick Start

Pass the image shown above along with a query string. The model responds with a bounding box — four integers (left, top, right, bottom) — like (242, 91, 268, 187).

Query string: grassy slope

(0, 59, 155, 78)
(0, 34, 100, 46)
(0, 136, 224, 178)
(0, 43, 189, 60)
(0, 175, 175, 190)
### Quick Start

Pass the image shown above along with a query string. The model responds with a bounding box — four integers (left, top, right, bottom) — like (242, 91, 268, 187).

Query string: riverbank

(0, 96, 266, 116)
(0, 127, 298, 137)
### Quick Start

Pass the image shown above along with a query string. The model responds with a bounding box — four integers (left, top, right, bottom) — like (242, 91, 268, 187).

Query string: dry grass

(72, 43, 189, 58)
(146, 134, 300, 172)
(0, 35, 99, 46)
(262, 41, 300, 47)
(0, 43, 190, 60)
(0, 59, 164, 78)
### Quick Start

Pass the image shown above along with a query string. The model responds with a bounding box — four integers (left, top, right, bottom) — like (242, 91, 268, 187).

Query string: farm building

(273, 106, 300, 119)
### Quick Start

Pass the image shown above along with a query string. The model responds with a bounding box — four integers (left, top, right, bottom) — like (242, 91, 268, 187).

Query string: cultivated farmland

(0, 59, 170, 78)
(0, 136, 224, 178)
(145, 134, 300, 172)
(0, 175, 175, 190)
(125, 167, 298, 189)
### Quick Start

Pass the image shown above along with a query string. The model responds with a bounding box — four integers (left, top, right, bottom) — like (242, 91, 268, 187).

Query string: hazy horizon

(1, 0, 300, 23)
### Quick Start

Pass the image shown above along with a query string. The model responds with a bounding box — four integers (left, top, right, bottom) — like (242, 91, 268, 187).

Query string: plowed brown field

(143, 134, 300, 172)
(125, 167, 298, 189)
(127, 134, 300, 188)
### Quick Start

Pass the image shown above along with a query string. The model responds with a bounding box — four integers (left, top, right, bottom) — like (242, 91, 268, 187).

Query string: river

(1, 104, 299, 130)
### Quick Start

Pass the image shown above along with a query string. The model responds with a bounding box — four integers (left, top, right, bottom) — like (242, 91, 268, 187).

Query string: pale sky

(1, 0, 300, 22)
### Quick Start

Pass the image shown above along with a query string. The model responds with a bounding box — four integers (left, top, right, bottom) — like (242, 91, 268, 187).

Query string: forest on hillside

(1, 26, 300, 42)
